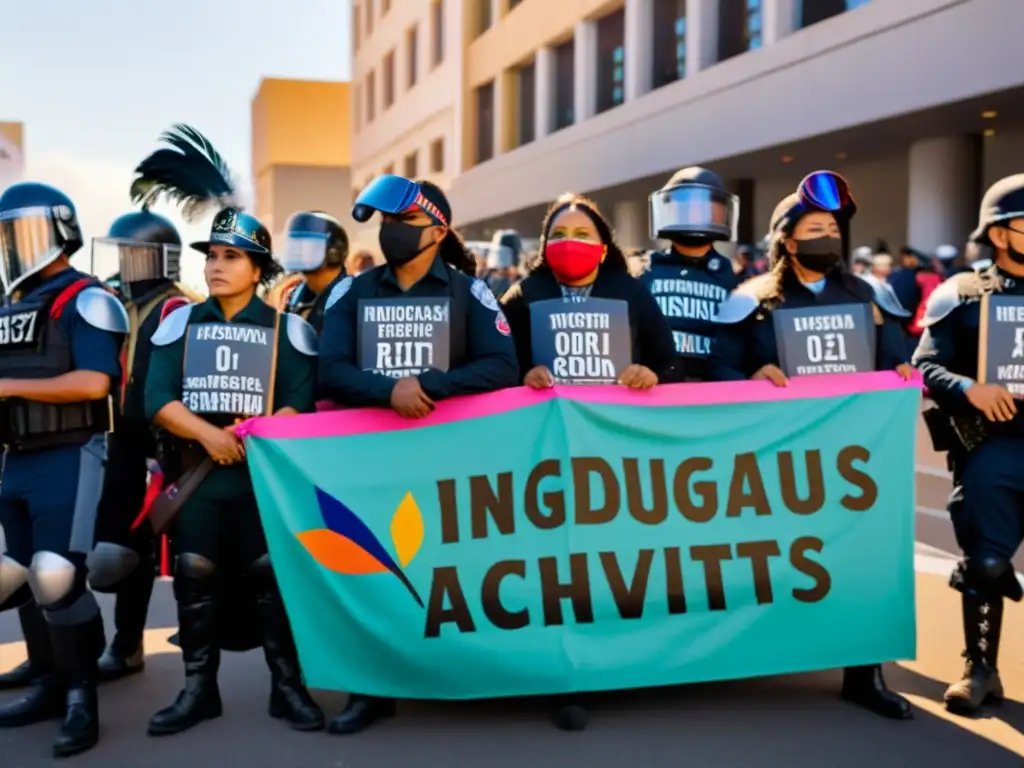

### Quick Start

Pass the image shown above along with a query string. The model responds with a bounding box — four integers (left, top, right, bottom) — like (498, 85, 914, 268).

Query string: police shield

(182, 322, 277, 416)
(772, 304, 875, 377)
(529, 298, 632, 384)
(978, 294, 1024, 395)
(358, 297, 451, 378)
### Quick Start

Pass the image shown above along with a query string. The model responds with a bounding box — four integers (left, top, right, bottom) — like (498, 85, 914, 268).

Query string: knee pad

(28, 551, 83, 609)
(85, 542, 140, 593)
(246, 553, 274, 591)
(175, 552, 217, 580)
(0, 554, 30, 605)
(960, 556, 1024, 601)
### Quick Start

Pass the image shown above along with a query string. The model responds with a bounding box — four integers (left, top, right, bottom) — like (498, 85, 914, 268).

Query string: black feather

(130, 124, 240, 222)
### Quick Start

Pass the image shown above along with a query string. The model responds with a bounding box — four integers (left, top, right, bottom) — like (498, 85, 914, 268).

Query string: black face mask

(792, 236, 843, 274)
(668, 234, 713, 248)
(379, 221, 430, 267)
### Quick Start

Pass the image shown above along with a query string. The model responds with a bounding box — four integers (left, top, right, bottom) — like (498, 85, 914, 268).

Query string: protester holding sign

(708, 171, 913, 721)
(130, 124, 325, 737)
(316, 175, 519, 734)
(913, 173, 1024, 716)
(639, 167, 740, 380)
(501, 194, 677, 391)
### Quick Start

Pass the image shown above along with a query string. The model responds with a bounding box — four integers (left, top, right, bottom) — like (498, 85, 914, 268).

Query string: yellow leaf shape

(390, 491, 424, 567)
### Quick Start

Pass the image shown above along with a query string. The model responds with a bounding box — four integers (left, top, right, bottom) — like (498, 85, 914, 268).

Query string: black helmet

(279, 211, 349, 273)
(649, 166, 738, 242)
(92, 210, 182, 299)
(0, 182, 83, 295)
(970, 174, 1024, 245)
(190, 207, 280, 284)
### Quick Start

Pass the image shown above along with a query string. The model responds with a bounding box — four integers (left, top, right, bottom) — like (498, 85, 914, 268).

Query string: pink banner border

(241, 372, 921, 441)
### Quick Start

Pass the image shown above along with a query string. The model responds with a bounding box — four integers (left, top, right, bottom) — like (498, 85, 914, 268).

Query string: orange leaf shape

(390, 492, 424, 567)
(296, 529, 390, 574)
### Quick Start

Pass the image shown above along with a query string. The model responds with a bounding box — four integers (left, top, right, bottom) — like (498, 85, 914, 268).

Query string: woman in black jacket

(501, 194, 678, 390)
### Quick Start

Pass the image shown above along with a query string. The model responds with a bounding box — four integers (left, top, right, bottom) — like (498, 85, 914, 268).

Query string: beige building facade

(0, 122, 25, 193)
(354, 0, 1024, 255)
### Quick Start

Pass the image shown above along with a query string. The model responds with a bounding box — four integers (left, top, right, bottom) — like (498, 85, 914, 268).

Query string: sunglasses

(797, 171, 857, 216)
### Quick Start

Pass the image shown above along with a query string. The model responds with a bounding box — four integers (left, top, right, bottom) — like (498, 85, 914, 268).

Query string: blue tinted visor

(352, 175, 421, 223)
(797, 171, 857, 217)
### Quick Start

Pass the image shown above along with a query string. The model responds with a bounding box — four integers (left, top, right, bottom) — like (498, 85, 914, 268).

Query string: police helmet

(91, 210, 182, 297)
(0, 182, 84, 295)
(970, 174, 1024, 245)
(649, 166, 738, 243)
(190, 207, 281, 284)
(487, 229, 522, 269)
(279, 210, 349, 273)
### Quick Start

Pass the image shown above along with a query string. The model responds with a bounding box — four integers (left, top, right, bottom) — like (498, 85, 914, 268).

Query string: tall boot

(147, 568, 222, 736)
(47, 602, 104, 758)
(98, 555, 155, 682)
(0, 602, 64, 726)
(0, 602, 50, 689)
(840, 665, 912, 719)
(249, 558, 323, 731)
(945, 593, 1004, 715)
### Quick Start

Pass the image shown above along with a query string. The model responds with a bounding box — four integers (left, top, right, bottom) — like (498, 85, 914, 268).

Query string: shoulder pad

(324, 276, 354, 311)
(470, 278, 501, 311)
(151, 304, 193, 346)
(285, 312, 318, 356)
(75, 287, 130, 334)
(855, 274, 910, 318)
(713, 292, 760, 324)
(972, 259, 993, 272)
(920, 273, 983, 328)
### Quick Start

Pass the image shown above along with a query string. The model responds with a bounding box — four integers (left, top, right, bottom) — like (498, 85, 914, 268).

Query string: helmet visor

(279, 232, 328, 272)
(797, 171, 856, 216)
(649, 185, 738, 241)
(0, 207, 65, 295)
(91, 237, 179, 285)
(352, 174, 421, 223)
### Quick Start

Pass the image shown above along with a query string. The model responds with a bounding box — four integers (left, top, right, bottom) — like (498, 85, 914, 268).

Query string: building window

(476, 81, 495, 164)
(798, 0, 871, 29)
(718, 0, 761, 62)
(406, 26, 419, 88)
(652, 0, 686, 87)
(474, 0, 492, 39)
(354, 4, 361, 51)
(383, 50, 396, 109)
(404, 151, 419, 178)
(354, 83, 362, 131)
(430, 138, 445, 173)
(431, 0, 445, 67)
(596, 10, 625, 114)
(553, 39, 575, 131)
(366, 70, 376, 122)
(517, 60, 536, 147)
(366, 0, 374, 36)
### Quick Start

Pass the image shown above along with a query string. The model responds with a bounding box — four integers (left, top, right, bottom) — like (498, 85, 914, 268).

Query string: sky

(0, 0, 352, 291)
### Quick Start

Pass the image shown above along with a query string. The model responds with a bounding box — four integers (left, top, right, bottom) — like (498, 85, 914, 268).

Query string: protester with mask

(639, 167, 739, 381)
(501, 193, 678, 393)
(485, 229, 523, 298)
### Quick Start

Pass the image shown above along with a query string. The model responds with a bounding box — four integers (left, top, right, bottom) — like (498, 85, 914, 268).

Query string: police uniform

(912, 174, 1024, 715)
(710, 175, 912, 721)
(0, 182, 129, 757)
(84, 209, 201, 682)
(641, 167, 740, 380)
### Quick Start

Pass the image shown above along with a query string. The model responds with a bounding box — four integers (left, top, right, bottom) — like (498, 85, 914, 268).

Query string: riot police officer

(267, 211, 349, 333)
(709, 171, 913, 721)
(0, 181, 129, 757)
(639, 167, 739, 381)
(913, 173, 1024, 716)
(85, 208, 200, 682)
(318, 175, 519, 733)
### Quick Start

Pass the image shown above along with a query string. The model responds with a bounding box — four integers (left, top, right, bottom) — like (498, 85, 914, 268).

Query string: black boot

(0, 602, 64, 726)
(945, 593, 1004, 715)
(48, 606, 105, 758)
(327, 695, 396, 735)
(0, 602, 51, 690)
(840, 665, 912, 720)
(148, 567, 222, 736)
(98, 560, 154, 682)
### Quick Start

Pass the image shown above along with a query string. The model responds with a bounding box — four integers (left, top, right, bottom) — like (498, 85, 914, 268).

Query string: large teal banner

(246, 373, 920, 699)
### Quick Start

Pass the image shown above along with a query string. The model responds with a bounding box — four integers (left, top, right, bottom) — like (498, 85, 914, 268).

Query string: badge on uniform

(529, 297, 632, 384)
(772, 304, 875, 377)
(358, 297, 451, 378)
(471, 278, 501, 311)
(978, 293, 1024, 395)
(182, 322, 277, 416)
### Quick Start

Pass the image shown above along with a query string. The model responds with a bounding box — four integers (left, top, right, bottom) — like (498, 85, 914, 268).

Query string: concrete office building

(353, 0, 1024, 255)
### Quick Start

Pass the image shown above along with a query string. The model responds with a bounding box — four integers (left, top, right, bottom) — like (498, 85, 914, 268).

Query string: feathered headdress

(130, 124, 241, 222)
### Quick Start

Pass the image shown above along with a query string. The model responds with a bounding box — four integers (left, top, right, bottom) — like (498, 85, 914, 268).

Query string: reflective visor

(485, 243, 516, 269)
(648, 184, 739, 241)
(0, 207, 65, 294)
(279, 232, 328, 272)
(797, 171, 856, 216)
(352, 174, 421, 223)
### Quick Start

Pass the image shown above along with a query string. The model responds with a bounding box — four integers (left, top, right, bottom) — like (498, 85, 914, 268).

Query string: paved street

(3, 411, 1024, 767)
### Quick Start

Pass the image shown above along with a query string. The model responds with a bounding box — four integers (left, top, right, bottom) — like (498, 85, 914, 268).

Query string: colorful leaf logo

(296, 487, 425, 607)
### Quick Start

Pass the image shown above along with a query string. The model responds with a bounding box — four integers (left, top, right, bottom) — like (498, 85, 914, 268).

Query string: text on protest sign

(529, 298, 632, 384)
(978, 294, 1024, 395)
(182, 322, 276, 416)
(772, 304, 875, 377)
(358, 298, 451, 378)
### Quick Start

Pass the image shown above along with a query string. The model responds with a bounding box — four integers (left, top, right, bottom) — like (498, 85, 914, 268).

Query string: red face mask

(545, 240, 604, 282)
